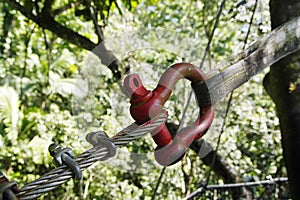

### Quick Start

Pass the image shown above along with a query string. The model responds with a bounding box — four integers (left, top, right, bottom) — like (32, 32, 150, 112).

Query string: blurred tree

(0, 0, 294, 199)
(5, 0, 140, 80)
(264, 0, 300, 199)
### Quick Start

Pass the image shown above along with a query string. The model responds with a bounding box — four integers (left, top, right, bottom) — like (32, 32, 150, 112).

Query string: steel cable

(185, 177, 289, 199)
(16, 113, 167, 200)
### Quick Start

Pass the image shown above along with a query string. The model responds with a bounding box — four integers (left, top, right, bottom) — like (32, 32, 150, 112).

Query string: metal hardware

(124, 62, 215, 166)
(86, 131, 116, 160)
(48, 144, 82, 180)
(17, 113, 167, 200)
(0, 172, 18, 200)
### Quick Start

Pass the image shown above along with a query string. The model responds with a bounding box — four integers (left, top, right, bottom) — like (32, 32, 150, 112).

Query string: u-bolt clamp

(48, 144, 82, 180)
(124, 63, 215, 166)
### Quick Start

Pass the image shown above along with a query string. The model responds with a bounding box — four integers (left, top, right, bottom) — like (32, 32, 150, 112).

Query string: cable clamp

(86, 131, 116, 161)
(48, 144, 82, 180)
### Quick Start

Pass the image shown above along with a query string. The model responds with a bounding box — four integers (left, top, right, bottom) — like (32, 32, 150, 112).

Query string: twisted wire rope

(17, 113, 167, 200)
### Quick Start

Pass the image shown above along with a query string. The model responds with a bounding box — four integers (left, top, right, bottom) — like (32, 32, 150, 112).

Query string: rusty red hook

(124, 63, 215, 166)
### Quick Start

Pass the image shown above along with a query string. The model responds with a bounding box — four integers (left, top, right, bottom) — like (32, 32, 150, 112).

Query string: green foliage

(221, 73, 284, 180)
(0, 0, 285, 199)
(0, 85, 19, 144)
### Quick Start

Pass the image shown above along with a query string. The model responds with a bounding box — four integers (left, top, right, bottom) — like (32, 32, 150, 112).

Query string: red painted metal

(124, 63, 215, 166)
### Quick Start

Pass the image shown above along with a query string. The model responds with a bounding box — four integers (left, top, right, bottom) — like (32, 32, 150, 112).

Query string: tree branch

(53, 2, 79, 16)
(83, 0, 104, 43)
(42, 0, 54, 14)
(6, 0, 96, 50)
(6, 0, 123, 80)
(6, 0, 37, 20)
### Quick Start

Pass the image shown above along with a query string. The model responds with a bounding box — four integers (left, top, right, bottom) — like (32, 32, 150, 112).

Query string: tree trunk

(263, 0, 300, 199)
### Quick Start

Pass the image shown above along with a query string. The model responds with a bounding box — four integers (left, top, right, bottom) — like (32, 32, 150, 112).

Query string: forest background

(1, 0, 298, 199)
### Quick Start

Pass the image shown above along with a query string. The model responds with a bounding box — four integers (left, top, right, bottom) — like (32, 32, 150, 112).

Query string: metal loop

(86, 131, 116, 160)
(124, 62, 215, 166)
(48, 144, 82, 180)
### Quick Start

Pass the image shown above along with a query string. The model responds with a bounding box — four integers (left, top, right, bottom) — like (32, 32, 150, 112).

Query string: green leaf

(0, 85, 19, 142)
(28, 136, 52, 164)
(49, 71, 88, 98)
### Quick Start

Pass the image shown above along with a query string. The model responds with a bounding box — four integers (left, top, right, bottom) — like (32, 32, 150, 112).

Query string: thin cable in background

(186, 0, 259, 199)
(151, 1, 227, 199)
(178, 0, 226, 131)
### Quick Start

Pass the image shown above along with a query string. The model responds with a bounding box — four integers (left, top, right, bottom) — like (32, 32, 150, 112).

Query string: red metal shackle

(124, 63, 215, 166)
